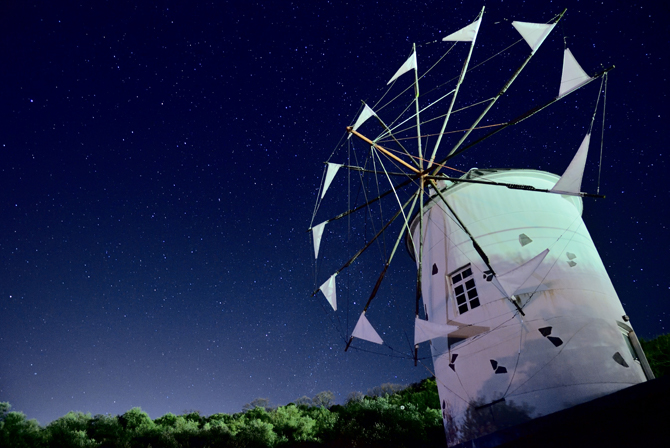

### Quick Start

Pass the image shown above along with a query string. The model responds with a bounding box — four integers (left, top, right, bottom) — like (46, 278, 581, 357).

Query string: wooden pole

(346, 127, 421, 174)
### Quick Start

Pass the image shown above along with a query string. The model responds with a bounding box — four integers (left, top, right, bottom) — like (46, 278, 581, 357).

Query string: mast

(428, 6, 485, 168)
(412, 42, 425, 366)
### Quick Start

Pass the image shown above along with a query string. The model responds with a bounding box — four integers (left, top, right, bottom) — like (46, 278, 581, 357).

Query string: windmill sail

(348, 104, 377, 139)
(319, 273, 337, 311)
(512, 21, 556, 52)
(559, 48, 591, 96)
(387, 51, 417, 85)
(312, 221, 326, 259)
(321, 163, 341, 198)
(493, 249, 550, 298)
(351, 313, 383, 344)
(414, 317, 458, 345)
(551, 133, 591, 194)
(443, 16, 482, 42)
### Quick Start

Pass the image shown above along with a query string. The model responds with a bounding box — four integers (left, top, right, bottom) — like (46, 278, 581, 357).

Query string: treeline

(3, 334, 669, 448)
(0, 378, 446, 448)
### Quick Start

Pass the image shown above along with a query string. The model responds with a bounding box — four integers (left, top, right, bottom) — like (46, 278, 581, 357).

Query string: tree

(0, 402, 10, 421)
(367, 382, 406, 398)
(243, 397, 273, 413)
(87, 414, 124, 448)
(346, 391, 364, 404)
(119, 407, 154, 432)
(235, 419, 277, 448)
(270, 404, 317, 444)
(154, 412, 179, 429)
(45, 411, 96, 448)
(312, 391, 335, 408)
(118, 407, 159, 448)
(293, 396, 313, 407)
(0, 411, 44, 448)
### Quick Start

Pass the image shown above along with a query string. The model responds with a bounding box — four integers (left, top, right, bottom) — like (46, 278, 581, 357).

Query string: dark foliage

(0, 377, 444, 447)
(640, 333, 670, 378)
(3, 330, 668, 448)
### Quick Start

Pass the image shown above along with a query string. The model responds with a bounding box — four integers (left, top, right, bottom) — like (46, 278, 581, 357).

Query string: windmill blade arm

(435, 65, 615, 167)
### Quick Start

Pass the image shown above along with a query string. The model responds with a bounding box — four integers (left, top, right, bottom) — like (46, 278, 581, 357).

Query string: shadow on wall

(445, 399, 533, 446)
(443, 315, 644, 445)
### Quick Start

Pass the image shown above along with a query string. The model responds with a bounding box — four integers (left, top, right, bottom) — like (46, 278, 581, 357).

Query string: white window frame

(449, 264, 481, 315)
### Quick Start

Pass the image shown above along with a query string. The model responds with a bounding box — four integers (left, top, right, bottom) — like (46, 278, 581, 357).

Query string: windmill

(309, 7, 653, 445)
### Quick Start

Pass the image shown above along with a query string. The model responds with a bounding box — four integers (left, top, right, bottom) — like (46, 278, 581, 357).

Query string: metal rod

(429, 6, 485, 167)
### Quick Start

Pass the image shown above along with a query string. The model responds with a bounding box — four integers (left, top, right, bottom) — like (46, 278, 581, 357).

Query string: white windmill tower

(310, 7, 653, 446)
(409, 167, 654, 444)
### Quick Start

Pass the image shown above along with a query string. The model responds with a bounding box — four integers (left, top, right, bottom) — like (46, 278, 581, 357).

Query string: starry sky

(1, 0, 667, 425)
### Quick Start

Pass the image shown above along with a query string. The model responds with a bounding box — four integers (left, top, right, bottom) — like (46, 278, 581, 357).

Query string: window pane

(456, 294, 466, 305)
(470, 298, 480, 308)
(458, 304, 469, 314)
(453, 273, 462, 283)
(463, 268, 472, 278)
(465, 279, 475, 290)
(455, 285, 464, 295)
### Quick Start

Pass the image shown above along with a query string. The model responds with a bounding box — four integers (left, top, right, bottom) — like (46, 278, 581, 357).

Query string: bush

(640, 333, 670, 378)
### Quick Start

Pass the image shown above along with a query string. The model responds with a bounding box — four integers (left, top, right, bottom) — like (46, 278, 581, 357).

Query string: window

(450, 265, 480, 315)
(617, 322, 655, 380)
(621, 328, 639, 362)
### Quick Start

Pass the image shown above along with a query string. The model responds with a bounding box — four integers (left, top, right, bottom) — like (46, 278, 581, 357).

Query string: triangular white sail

(512, 21, 556, 52)
(321, 163, 342, 198)
(493, 249, 550, 297)
(443, 16, 482, 42)
(319, 273, 337, 311)
(551, 134, 591, 194)
(348, 104, 377, 139)
(559, 48, 591, 96)
(312, 221, 326, 259)
(387, 51, 417, 85)
(414, 317, 459, 345)
(352, 312, 383, 344)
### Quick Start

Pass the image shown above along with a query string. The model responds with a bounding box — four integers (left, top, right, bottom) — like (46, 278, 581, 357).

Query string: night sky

(1, 1, 667, 425)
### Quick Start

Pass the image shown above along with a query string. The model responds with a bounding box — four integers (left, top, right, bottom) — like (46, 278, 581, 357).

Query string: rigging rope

(375, 44, 457, 113)
(417, 358, 471, 405)
(372, 148, 418, 253)
(588, 75, 606, 134)
(505, 320, 591, 397)
(379, 122, 506, 143)
(597, 73, 608, 195)
(502, 322, 524, 398)
(370, 146, 388, 260)
(372, 144, 467, 174)
(310, 102, 365, 229)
